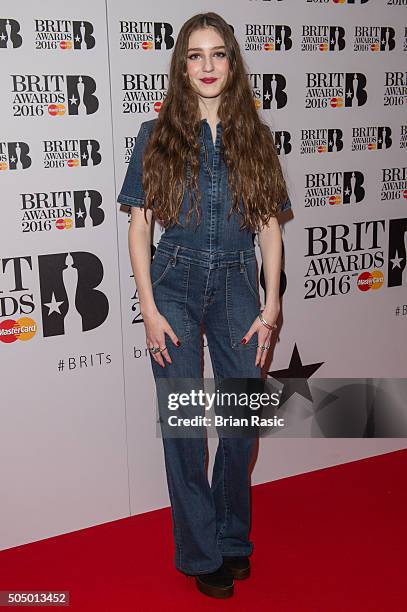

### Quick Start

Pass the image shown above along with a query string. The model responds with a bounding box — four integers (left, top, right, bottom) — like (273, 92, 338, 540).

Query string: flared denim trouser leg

(149, 240, 262, 575)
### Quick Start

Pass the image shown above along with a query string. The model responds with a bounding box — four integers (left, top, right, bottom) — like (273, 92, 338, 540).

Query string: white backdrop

(1, 0, 406, 551)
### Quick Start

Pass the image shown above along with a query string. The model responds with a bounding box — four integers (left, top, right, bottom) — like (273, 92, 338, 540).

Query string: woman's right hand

(143, 309, 181, 368)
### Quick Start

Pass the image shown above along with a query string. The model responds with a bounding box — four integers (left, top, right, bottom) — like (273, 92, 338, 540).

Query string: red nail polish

(240, 338, 247, 344)
(176, 341, 181, 346)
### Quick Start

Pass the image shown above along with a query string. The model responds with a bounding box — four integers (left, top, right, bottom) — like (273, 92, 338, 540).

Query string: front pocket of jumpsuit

(226, 264, 261, 349)
(151, 256, 191, 341)
(150, 252, 173, 288)
(242, 259, 260, 300)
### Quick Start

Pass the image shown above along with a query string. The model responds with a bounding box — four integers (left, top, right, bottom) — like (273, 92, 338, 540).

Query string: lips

(200, 78, 217, 84)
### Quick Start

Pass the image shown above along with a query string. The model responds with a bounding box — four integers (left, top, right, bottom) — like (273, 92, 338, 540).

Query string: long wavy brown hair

(142, 11, 289, 233)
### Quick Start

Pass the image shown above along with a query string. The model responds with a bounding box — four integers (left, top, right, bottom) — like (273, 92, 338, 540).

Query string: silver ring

(148, 346, 161, 354)
(257, 344, 271, 351)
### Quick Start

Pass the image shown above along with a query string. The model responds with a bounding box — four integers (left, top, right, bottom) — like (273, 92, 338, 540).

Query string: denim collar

(200, 118, 222, 144)
(200, 118, 222, 128)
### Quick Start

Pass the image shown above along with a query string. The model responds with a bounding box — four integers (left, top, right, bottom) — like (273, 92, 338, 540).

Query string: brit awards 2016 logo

(301, 25, 346, 52)
(122, 73, 168, 114)
(0, 252, 109, 342)
(305, 171, 365, 208)
(124, 136, 136, 163)
(248, 73, 287, 110)
(300, 129, 344, 155)
(353, 26, 395, 52)
(38, 252, 108, 337)
(305, 73, 367, 109)
(0, 142, 31, 170)
(20, 190, 104, 233)
(400, 125, 407, 149)
(10, 74, 99, 117)
(119, 21, 174, 50)
(274, 130, 292, 155)
(0, 18, 22, 48)
(42, 139, 101, 169)
(351, 127, 392, 151)
(34, 20, 95, 50)
(304, 219, 385, 301)
(244, 24, 292, 51)
(380, 167, 407, 203)
(384, 72, 407, 107)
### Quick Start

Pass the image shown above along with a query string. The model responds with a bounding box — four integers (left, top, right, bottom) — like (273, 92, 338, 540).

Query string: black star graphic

(267, 343, 324, 407)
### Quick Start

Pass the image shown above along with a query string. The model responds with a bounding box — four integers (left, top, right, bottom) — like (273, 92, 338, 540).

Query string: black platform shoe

(222, 555, 250, 580)
(194, 562, 234, 598)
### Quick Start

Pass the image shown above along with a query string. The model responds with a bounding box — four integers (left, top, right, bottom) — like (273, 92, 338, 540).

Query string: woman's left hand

(241, 303, 280, 368)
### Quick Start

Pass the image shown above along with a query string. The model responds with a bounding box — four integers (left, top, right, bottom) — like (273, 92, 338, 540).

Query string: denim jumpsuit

(117, 118, 291, 575)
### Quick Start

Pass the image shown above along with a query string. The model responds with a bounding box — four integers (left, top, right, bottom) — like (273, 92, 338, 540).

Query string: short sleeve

(279, 196, 292, 212)
(117, 122, 151, 208)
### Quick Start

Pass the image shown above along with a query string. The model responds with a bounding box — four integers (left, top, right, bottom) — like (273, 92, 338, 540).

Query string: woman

(117, 12, 291, 599)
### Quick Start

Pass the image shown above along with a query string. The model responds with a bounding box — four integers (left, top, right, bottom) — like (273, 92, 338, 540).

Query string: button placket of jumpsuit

(202, 121, 223, 254)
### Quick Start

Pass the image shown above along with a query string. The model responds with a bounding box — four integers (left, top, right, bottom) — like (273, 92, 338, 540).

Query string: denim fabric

(118, 119, 289, 574)
(149, 240, 261, 574)
(117, 117, 292, 252)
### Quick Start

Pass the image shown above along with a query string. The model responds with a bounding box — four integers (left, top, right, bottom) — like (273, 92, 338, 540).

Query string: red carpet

(0, 449, 405, 611)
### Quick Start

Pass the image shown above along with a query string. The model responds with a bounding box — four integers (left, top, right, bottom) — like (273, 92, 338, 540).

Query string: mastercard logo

(60, 40, 73, 50)
(67, 159, 80, 167)
(317, 145, 327, 153)
(330, 97, 344, 108)
(141, 41, 153, 50)
(367, 143, 376, 150)
(0, 317, 37, 343)
(48, 104, 66, 117)
(55, 217, 73, 230)
(0, 162, 8, 171)
(370, 43, 379, 52)
(254, 98, 262, 110)
(263, 43, 273, 51)
(357, 270, 384, 292)
(329, 195, 342, 206)
(153, 101, 162, 113)
(403, 190, 407, 199)
(319, 43, 328, 52)
(333, 0, 346, 4)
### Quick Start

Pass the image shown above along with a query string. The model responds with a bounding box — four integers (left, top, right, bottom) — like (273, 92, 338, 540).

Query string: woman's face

(186, 27, 229, 100)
